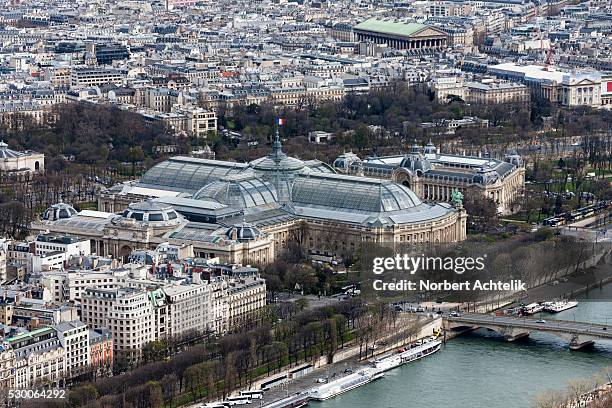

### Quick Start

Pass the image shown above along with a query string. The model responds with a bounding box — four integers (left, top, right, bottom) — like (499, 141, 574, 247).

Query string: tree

(69, 384, 99, 407)
(160, 373, 178, 407)
(532, 390, 567, 408)
(463, 194, 498, 232)
(127, 146, 146, 176)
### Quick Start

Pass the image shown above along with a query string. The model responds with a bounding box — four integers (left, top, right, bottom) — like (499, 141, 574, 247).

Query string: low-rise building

(0, 141, 45, 175)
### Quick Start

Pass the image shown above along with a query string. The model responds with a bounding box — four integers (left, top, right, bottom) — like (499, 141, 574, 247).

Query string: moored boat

(310, 369, 379, 400)
(523, 303, 544, 315)
(543, 300, 578, 313)
(371, 339, 442, 373)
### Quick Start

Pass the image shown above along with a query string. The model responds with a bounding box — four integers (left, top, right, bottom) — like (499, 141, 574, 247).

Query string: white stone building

(0, 141, 44, 174)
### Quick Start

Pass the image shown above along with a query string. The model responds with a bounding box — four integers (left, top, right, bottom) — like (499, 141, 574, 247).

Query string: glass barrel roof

(138, 157, 247, 193)
(292, 174, 422, 213)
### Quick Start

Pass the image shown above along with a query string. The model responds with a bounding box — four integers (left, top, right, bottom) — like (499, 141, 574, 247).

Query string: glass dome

(423, 141, 437, 155)
(400, 155, 432, 174)
(505, 150, 523, 167)
(333, 152, 361, 170)
(472, 168, 499, 185)
(226, 222, 263, 242)
(121, 200, 182, 224)
(193, 176, 278, 208)
(43, 202, 77, 221)
(249, 130, 305, 173)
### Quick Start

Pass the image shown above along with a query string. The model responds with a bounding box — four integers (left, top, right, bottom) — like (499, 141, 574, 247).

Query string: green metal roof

(6, 327, 54, 344)
(353, 19, 426, 37)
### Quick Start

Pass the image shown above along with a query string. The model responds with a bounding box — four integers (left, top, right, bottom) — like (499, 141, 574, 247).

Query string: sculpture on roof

(451, 190, 463, 209)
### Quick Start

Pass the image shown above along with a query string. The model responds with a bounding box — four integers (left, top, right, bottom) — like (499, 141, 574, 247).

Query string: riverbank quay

(248, 318, 441, 407)
(183, 315, 440, 408)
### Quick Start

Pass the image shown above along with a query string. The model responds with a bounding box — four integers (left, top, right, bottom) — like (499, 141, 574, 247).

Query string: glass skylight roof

(139, 157, 247, 192)
(292, 174, 421, 213)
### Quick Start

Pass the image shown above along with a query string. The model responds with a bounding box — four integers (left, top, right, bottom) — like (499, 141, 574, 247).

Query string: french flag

(277, 118, 285, 126)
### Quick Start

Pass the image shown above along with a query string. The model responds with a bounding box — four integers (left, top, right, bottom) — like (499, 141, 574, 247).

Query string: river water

(316, 285, 612, 408)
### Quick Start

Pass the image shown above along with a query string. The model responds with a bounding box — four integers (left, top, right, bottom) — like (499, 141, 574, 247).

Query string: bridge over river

(445, 313, 612, 350)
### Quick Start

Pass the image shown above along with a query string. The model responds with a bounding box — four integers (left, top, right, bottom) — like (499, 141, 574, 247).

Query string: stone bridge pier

(556, 332, 596, 350)
(496, 325, 530, 342)
(445, 321, 530, 342)
(445, 320, 598, 350)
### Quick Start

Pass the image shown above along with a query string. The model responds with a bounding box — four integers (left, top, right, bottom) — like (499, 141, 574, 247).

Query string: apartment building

(0, 347, 16, 389)
(55, 320, 90, 376)
(81, 287, 155, 360)
(140, 87, 181, 112)
(7, 327, 66, 389)
(0, 101, 49, 128)
(225, 277, 266, 330)
(70, 68, 124, 87)
(0, 242, 6, 283)
(171, 105, 217, 137)
(34, 233, 91, 258)
(42, 270, 124, 303)
(163, 284, 210, 338)
(42, 66, 71, 87)
(431, 75, 466, 101)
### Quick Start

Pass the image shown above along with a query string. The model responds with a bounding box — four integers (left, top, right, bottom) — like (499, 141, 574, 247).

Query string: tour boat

(523, 303, 545, 315)
(371, 339, 442, 373)
(309, 369, 381, 400)
(543, 300, 579, 313)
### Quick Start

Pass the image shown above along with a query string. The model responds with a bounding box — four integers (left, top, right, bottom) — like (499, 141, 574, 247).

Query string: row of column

(357, 33, 446, 50)
(496, 173, 523, 210)
(423, 184, 464, 202)
(396, 223, 457, 243)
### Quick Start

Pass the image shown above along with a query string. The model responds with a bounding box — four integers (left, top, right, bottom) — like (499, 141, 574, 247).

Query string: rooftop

(354, 18, 427, 37)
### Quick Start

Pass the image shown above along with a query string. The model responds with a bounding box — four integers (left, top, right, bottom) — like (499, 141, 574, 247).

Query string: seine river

(316, 285, 612, 408)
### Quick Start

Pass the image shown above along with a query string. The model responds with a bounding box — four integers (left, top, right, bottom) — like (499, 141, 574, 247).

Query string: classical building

(0, 141, 45, 175)
(7, 326, 66, 389)
(32, 133, 466, 265)
(353, 19, 448, 52)
(488, 63, 602, 107)
(333, 142, 525, 214)
(465, 80, 530, 104)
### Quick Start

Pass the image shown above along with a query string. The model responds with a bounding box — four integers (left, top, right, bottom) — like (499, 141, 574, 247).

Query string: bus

(223, 396, 251, 405)
(240, 390, 263, 399)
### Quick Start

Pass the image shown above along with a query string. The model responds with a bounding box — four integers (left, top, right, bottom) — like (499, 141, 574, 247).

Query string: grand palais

(30, 135, 499, 265)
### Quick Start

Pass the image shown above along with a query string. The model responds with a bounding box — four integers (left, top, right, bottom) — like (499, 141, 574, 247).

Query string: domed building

(334, 141, 525, 214)
(37, 132, 467, 265)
